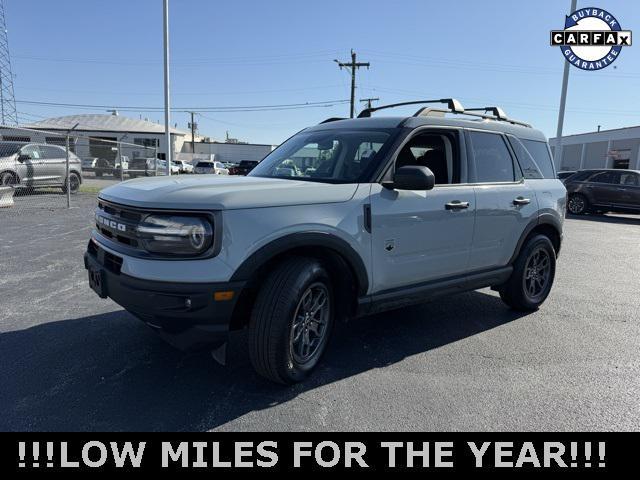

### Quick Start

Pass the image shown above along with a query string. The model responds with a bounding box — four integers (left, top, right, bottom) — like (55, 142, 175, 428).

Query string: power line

(334, 50, 370, 118)
(15, 99, 350, 113)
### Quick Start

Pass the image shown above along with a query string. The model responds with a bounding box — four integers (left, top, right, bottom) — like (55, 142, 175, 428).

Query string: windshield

(249, 129, 395, 183)
(196, 162, 213, 167)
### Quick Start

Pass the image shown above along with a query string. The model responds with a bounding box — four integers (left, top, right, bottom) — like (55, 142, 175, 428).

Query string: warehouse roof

(26, 114, 187, 135)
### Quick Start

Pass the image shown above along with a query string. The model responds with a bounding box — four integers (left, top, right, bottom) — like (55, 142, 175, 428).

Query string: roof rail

(319, 117, 346, 124)
(466, 106, 507, 120)
(358, 98, 464, 118)
(464, 106, 531, 128)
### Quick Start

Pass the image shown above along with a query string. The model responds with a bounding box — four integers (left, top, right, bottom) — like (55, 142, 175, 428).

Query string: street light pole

(554, 0, 577, 165)
(162, 0, 172, 176)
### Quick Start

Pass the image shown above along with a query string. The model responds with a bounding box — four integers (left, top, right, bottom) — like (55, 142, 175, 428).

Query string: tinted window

(507, 136, 542, 179)
(566, 171, 592, 182)
(196, 162, 213, 167)
(470, 131, 514, 182)
(521, 140, 555, 179)
(618, 172, 639, 186)
(589, 171, 615, 184)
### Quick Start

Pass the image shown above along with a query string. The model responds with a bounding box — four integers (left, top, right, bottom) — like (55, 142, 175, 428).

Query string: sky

(5, 0, 640, 145)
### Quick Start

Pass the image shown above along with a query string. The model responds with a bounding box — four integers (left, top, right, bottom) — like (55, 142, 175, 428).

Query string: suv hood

(98, 175, 359, 210)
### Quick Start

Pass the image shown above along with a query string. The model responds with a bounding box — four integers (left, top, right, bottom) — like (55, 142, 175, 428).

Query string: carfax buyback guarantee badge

(550, 7, 632, 70)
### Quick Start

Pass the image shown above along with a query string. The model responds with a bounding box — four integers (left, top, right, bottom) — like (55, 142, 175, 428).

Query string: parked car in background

(0, 141, 82, 193)
(128, 157, 168, 177)
(173, 160, 194, 174)
(87, 156, 129, 177)
(230, 160, 259, 175)
(557, 170, 576, 181)
(565, 169, 640, 215)
(170, 160, 182, 175)
(194, 161, 229, 175)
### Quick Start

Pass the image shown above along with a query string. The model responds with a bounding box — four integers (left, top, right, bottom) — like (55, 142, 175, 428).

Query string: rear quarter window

(520, 139, 555, 179)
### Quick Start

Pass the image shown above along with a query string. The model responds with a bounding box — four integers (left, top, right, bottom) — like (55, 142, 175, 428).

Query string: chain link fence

(0, 125, 170, 218)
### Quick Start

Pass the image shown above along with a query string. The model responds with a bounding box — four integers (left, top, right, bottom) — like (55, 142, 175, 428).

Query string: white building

(184, 141, 276, 164)
(550, 126, 640, 172)
(3, 114, 189, 161)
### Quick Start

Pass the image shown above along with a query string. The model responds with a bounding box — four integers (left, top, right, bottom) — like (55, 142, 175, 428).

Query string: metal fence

(0, 125, 174, 217)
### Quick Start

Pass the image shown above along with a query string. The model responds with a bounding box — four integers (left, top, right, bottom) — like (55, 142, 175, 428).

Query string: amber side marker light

(214, 291, 235, 301)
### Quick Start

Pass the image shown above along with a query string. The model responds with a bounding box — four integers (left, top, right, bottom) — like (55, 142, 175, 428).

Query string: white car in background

(194, 161, 229, 175)
(171, 160, 193, 173)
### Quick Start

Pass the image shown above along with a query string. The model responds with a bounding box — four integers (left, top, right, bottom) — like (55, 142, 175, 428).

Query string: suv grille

(95, 200, 145, 250)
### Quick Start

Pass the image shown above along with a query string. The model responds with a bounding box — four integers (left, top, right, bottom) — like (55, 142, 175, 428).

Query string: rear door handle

(445, 200, 470, 210)
(513, 197, 531, 206)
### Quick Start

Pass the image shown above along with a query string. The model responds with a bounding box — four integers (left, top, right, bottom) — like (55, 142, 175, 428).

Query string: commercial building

(2, 113, 188, 161)
(549, 126, 640, 172)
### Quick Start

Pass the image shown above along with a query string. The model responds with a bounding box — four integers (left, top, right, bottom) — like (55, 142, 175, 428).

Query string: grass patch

(79, 185, 102, 194)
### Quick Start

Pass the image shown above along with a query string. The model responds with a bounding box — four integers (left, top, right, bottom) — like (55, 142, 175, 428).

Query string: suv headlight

(137, 215, 213, 256)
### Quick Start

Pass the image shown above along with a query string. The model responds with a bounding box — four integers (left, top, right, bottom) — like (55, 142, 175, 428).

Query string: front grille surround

(94, 199, 222, 260)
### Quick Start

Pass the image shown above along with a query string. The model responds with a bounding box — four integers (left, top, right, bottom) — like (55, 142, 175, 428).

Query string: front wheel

(248, 257, 334, 384)
(499, 234, 556, 311)
(1, 171, 17, 186)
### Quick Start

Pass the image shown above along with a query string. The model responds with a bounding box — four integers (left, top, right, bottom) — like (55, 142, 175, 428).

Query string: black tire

(0, 171, 17, 186)
(248, 257, 334, 384)
(567, 193, 588, 215)
(499, 234, 556, 311)
(62, 172, 81, 194)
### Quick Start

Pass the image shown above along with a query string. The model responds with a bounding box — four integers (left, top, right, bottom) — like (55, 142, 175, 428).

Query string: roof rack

(318, 117, 347, 124)
(358, 98, 464, 118)
(464, 106, 531, 128)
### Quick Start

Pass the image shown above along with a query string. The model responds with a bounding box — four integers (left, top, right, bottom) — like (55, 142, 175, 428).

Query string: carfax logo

(550, 7, 632, 70)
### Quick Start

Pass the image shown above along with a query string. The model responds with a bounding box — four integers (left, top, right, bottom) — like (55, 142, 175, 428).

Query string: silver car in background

(0, 141, 82, 193)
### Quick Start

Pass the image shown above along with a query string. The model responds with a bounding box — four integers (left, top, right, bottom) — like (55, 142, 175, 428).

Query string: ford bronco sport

(84, 99, 566, 384)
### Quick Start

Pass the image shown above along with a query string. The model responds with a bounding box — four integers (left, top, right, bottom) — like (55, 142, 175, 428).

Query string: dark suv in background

(565, 169, 640, 215)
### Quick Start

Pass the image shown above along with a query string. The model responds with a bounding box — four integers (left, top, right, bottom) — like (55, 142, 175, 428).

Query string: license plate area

(88, 266, 108, 298)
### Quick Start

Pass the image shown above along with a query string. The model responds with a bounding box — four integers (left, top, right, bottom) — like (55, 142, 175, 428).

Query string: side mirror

(17, 154, 30, 162)
(386, 165, 435, 190)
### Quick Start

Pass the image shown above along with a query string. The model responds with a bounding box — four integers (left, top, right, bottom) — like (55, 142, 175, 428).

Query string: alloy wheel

(523, 247, 551, 301)
(289, 282, 330, 364)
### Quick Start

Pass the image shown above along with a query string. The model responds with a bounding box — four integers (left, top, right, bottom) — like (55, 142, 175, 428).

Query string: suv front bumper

(84, 240, 244, 351)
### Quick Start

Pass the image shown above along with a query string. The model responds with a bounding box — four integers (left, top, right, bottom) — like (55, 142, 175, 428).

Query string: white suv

(85, 99, 566, 384)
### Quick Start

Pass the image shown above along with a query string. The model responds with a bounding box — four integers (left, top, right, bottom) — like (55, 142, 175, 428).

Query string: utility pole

(335, 50, 370, 118)
(188, 111, 197, 153)
(0, 0, 18, 125)
(162, 0, 172, 175)
(554, 0, 578, 165)
(360, 97, 379, 110)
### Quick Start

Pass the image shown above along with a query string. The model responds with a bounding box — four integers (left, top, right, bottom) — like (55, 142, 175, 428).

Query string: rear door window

(469, 131, 515, 183)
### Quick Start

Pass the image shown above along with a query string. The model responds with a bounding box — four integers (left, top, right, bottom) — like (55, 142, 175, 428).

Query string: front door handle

(445, 200, 470, 210)
(513, 197, 531, 206)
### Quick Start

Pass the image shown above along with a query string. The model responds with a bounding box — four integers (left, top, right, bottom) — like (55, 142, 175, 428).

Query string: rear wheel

(62, 172, 80, 194)
(567, 193, 588, 215)
(499, 234, 556, 311)
(248, 257, 334, 384)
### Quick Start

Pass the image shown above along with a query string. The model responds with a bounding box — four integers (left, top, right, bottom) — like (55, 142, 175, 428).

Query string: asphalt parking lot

(1, 193, 639, 431)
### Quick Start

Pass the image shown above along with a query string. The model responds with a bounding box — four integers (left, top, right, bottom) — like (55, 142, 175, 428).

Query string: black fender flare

(509, 214, 563, 264)
(230, 231, 369, 296)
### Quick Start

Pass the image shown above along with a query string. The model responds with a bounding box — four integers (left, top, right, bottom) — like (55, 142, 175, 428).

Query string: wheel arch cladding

(510, 215, 562, 264)
(228, 232, 368, 330)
